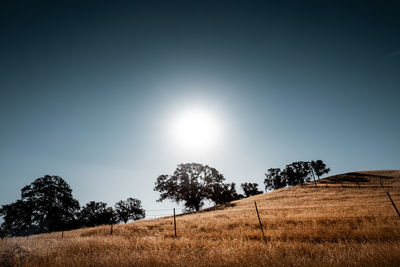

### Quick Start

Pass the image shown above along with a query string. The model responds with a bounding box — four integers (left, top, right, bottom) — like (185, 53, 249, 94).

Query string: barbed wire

(222, 203, 398, 211)
(234, 215, 400, 220)
(249, 227, 400, 232)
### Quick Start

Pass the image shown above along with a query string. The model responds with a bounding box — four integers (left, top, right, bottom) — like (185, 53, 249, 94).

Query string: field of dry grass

(1, 170, 400, 266)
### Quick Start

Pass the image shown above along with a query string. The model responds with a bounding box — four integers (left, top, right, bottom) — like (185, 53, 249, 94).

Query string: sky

(1, 0, 399, 216)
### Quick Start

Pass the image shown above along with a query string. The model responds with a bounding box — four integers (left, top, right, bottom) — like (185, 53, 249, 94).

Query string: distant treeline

(0, 160, 330, 237)
(0, 175, 145, 238)
(153, 160, 330, 211)
(264, 160, 330, 190)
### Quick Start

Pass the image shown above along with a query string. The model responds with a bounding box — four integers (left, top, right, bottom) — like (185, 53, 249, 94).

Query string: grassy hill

(1, 170, 400, 266)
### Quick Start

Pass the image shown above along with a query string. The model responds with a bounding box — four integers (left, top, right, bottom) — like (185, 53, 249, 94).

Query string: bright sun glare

(171, 109, 220, 152)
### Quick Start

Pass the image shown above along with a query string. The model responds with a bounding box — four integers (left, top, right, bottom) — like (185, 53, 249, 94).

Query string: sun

(171, 108, 220, 152)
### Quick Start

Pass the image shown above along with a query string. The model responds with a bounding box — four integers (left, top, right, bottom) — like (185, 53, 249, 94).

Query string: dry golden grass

(2, 170, 400, 266)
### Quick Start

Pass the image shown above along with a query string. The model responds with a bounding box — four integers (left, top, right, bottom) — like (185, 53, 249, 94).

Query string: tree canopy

(208, 182, 242, 205)
(0, 175, 80, 236)
(115, 198, 145, 223)
(265, 168, 286, 191)
(0, 175, 146, 237)
(78, 201, 114, 227)
(0, 199, 34, 237)
(264, 160, 331, 190)
(311, 160, 331, 179)
(241, 183, 263, 197)
(154, 163, 239, 211)
(283, 161, 311, 186)
(21, 175, 80, 232)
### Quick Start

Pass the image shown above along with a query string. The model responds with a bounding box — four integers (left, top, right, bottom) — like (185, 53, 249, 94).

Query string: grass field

(1, 170, 400, 266)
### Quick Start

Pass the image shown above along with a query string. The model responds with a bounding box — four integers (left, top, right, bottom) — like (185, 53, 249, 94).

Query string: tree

(115, 198, 145, 223)
(154, 163, 226, 211)
(79, 201, 114, 227)
(311, 160, 331, 180)
(264, 168, 286, 191)
(0, 175, 80, 236)
(283, 162, 311, 187)
(20, 175, 80, 233)
(208, 182, 242, 205)
(0, 200, 35, 237)
(0, 227, 5, 240)
(241, 183, 262, 197)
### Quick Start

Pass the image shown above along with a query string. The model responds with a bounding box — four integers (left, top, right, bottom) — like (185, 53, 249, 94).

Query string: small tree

(283, 162, 311, 187)
(208, 182, 242, 205)
(79, 201, 114, 227)
(311, 160, 331, 180)
(154, 163, 226, 211)
(241, 183, 262, 197)
(115, 198, 145, 223)
(0, 200, 35, 237)
(264, 168, 286, 191)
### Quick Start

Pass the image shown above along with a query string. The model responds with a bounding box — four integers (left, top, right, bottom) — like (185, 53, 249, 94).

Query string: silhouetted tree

(154, 163, 227, 211)
(0, 227, 5, 240)
(264, 168, 286, 190)
(0, 199, 35, 237)
(283, 162, 311, 187)
(0, 175, 80, 236)
(311, 160, 331, 180)
(115, 198, 145, 223)
(241, 183, 263, 197)
(79, 201, 114, 227)
(208, 182, 242, 205)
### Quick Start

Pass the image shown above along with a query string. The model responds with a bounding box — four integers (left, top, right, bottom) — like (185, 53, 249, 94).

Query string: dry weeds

(1, 170, 400, 266)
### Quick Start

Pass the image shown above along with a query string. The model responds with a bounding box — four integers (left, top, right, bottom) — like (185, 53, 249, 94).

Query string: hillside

(1, 170, 400, 266)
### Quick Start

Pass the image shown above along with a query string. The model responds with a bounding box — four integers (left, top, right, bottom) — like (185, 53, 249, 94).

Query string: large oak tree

(154, 163, 236, 211)
(0, 175, 80, 236)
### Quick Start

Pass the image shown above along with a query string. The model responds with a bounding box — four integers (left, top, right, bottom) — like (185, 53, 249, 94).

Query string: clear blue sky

(1, 0, 399, 214)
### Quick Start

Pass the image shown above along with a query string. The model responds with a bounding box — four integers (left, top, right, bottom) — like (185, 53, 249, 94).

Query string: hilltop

(1, 170, 400, 266)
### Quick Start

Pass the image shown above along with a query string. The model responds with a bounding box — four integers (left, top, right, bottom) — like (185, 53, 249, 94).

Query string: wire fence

(11, 177, 400, 242)
(131, 179, 400, 242)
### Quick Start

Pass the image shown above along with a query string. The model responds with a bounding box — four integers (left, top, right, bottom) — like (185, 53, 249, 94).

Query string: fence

(148, 178, 400, 243)
(13, 177, 400, 242)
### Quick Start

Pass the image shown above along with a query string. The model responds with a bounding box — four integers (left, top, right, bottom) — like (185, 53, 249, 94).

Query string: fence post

(254, 201, 267, 243)
(386, 192, 400, 218)
(110, 223, 113, 235)
(379, 177, 384, 189)
(61, 231, 64, 239)
(173, 208, 177, 237)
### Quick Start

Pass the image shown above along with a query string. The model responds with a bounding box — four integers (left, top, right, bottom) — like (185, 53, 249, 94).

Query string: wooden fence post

(173, 208, 177, 237)
(254, 201, 267, 243)
(387, 192, 400, 218)
(61, 231, 64, 239)
(110, 223, 113, 235)
(379, 177, 384, 189)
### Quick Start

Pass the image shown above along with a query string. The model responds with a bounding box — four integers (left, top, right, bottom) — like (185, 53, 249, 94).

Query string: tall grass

(1, 170, 400, 266)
